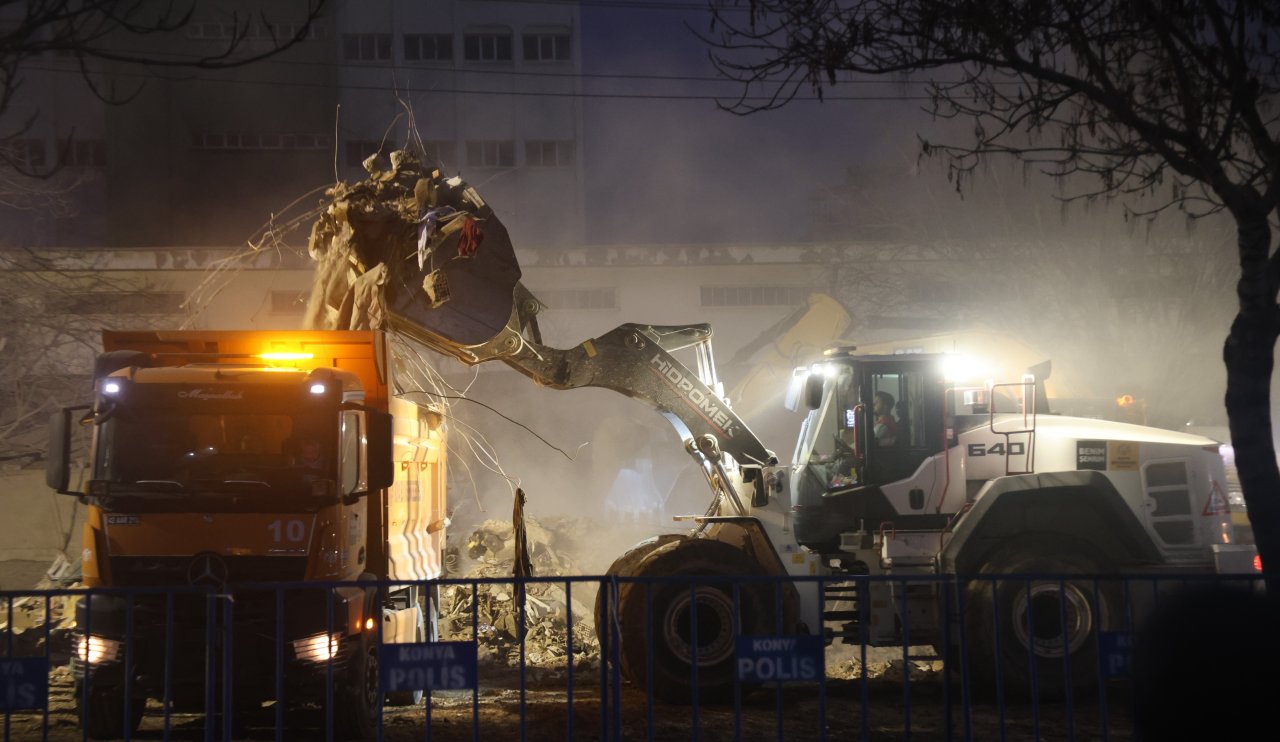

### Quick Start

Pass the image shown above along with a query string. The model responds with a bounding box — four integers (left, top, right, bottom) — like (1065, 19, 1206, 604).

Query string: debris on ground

(0, 554, 82, 660)
(440, 516, 601, 671)
(829, 656, 944, 682)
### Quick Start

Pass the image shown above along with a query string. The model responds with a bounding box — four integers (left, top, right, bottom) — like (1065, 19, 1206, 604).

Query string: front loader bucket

(383, 199, 521, 347)
(304, 149, 521, 348)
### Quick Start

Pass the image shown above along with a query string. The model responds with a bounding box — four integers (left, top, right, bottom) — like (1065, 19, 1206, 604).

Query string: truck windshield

(794, 364, 860, 489)
(97, 410, 334, 490)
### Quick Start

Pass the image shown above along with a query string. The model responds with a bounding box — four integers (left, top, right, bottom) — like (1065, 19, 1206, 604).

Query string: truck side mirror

(339, 408, 395, 499)
(45, 407, 88, 496)
(339, 410, 367, 498)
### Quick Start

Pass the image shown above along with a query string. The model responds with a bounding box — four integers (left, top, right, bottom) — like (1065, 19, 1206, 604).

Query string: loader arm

(305, 152, 773, 513)
(388, 281, 776, 510)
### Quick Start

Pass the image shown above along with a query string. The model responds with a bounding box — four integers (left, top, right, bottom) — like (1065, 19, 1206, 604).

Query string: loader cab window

(794, 364, 860, 488)
(870, 372, 928, 450)
(867, 369, 932, 482)
(794, 359, 942, 493)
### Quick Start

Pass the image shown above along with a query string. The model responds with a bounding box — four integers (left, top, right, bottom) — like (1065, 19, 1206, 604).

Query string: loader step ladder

(822, 580, 868, 644)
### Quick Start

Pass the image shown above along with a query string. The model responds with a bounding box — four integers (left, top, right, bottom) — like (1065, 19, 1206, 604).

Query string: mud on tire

(77, 680, 145, 741)
(612, 538, 781, 704)
(964, 535, 1117, 701)
(594, 533, 687, 656)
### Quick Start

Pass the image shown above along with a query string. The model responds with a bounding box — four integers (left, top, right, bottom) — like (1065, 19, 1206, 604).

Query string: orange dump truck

(46, 330, 446, 739)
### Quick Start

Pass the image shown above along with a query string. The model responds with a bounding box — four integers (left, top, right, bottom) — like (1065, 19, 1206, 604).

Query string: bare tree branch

(706, 0, 1280, 585)
(0, 0, 328, 175)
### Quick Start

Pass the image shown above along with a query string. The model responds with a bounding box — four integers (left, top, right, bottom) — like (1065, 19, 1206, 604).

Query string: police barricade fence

(0, 571, 1266, 741)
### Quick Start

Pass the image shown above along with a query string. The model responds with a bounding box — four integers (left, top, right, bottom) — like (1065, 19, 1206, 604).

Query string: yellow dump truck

(46, 329, 445, 739)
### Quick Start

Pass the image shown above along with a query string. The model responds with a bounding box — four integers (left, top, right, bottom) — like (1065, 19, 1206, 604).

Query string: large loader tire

(615, 538, 776, 704)
(76, 681, 145, 741)
(964, 535, 1117, 701)
(593, 533, 686, 664)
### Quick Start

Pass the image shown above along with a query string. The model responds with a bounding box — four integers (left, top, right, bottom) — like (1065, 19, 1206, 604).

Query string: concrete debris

(303, 148, 521, 348)
(441, 516, 600, 669)
(830, 657, 943, 682)
(0, 554, 82, 660)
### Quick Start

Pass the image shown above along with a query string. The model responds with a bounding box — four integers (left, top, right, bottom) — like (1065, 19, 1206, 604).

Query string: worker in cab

(873, 391, 899, 447)
(295, 437, 324, 469)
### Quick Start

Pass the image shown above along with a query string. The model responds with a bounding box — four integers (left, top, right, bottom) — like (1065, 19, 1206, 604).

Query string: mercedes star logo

(187, 552, 229, 587)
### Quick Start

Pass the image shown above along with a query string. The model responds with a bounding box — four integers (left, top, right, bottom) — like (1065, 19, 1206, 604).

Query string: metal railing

(0, 571, 1265, 741)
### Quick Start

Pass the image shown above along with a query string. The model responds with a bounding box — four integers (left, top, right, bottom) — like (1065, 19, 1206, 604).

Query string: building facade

(0, 0, 586, 250)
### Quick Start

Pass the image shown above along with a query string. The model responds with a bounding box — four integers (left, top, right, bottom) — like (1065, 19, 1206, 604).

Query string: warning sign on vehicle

(1108, 441, 1139, 471)
(1202, 481, 1230, 516)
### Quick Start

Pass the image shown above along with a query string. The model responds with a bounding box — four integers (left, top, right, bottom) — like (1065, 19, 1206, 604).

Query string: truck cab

(46, 330, 445, 739)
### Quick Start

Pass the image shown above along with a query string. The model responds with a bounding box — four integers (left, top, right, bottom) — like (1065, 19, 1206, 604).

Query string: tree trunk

(1223, 210, 1279, 594)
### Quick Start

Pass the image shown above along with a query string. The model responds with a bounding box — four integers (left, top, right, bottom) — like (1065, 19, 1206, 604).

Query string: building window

(522, 32, 571, 61)
(187, 21, 324, 41)
(343, 33, 392, 61)
(7, 138, 46, 169)
(346, 140, 385, 168)
(905, 280, 959, 304)
(865, 316, 952, 331)
(421, 140, 455, 167)
(348, 140, 452, 168)
(525, 140, 574, 167)
(47, 292, 186, 315)
(537, 288, 617, 310)
(700, 285, 808, 307)
(60, 139, 107, 168)
(270, 290, 308, 314)
(465, 140, 515, 168)
(463, 31, 512, 61)
(404, 33, 452, 61)
(193, 132, 331, 150)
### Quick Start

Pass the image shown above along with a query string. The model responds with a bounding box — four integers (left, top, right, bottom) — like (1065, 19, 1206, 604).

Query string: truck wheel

(616, 538, 774, 704)
(593, 533, 686, 664)
(334, 633, 379, 741)
(965, 536, 1115, 700)
(76, 681, 145, 740)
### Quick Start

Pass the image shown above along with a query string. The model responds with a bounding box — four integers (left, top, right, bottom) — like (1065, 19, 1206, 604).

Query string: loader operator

(873, 391, 898, 447)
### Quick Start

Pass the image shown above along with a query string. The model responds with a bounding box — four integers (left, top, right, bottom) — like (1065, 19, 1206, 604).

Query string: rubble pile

(441, 516, 601, 669)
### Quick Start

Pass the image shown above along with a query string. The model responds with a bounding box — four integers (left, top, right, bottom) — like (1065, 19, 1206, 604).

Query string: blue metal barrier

(0, 571, 1265, 741)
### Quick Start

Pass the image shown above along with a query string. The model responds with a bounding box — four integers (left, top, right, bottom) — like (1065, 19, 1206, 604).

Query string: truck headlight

(292, 632, 341, 663)
(75, 634, 122, 665)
